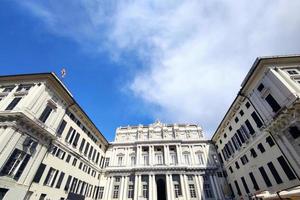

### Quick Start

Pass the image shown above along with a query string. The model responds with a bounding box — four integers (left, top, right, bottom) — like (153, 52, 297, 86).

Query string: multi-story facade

(212, 55, 300, 199)
(0, 73, 108, 200)
(103, 121, 228, 200)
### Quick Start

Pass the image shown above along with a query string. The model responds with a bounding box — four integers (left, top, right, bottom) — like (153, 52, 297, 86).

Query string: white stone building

(212, 55, 300, 200)
(0, 73, 108, 200)
(102, 121, 228, 200)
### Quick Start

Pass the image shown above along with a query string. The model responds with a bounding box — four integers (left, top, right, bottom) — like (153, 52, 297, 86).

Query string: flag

(61, 68, 66, 78)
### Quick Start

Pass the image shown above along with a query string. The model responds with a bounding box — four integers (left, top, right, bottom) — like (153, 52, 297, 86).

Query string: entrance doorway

(156, 176, 166, 200)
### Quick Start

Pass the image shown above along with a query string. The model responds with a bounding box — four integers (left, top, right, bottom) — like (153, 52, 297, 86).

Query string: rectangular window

(229, 183, 235, 197)
(96, 152, 100, 164)
(259, 166, 272, 187)
(234, 180, 241, 196)
(128, 185, 134, 198)
(99, 187, 104, 199)
(241, 155, 249, 165)
(241, 177, 250, 194)
(84, 143, 90, 156)
(189, 184, 197, 198)
(88, 146, 94, 159)
(245, 120, 255, 135)
(257, 83, 264, 92)
(105, 158, 110, 167)
(113, 185, 119, 198)
(250, 148, 257, 158)
(266, 136, 275, 147)
(5, 97, 21, 110)
(73, 133, 80, 147)
(235, 161, 240, 169)
(277, 156, 296, 180)
(43, 167, 56, 186)
(257, 143, 265, 153)
(33, 163, 46, 183)
(289, 126, 300, 139)
(245, 102, 250, 108)
(204, 180, 213, 198)
(64, 175, 72, 191)
(267, 162, 283, 184)
(0, 148, 30, 180)
(155, 154, 163, 165)
(174, 184, 182, 198)
(251, 112, 263, 128)
(39, 105, 53, 123)
(66, 154, 71, 163)
(118, 156, 123, 166)
(72, 158, 77, 166)
(131, 156, 135, 166)
(249, 172, 259, 191)
(57, 120, 67, 136)
(142, 184, 148, 198)
(265, 94, 281, 113)
(79, 138, 85, 152)
(55, 172, 65, 188)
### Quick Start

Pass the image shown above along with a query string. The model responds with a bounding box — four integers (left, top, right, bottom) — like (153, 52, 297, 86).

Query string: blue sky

(1, 1, 300, 141)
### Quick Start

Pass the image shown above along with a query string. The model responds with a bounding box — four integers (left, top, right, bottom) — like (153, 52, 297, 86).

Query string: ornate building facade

(212, 55, 300, 200)
(102, 121, 228, 200)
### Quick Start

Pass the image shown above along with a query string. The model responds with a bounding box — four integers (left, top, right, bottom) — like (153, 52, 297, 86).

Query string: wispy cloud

(17, 0, 300, 137)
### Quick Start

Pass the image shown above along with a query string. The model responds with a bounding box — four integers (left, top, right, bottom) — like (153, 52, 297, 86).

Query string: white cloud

(17, 0, 300, 137)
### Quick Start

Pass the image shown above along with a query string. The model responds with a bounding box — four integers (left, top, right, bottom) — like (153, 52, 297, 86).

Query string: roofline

(0, 72, 109, 145)
(211, 54, 300, 141)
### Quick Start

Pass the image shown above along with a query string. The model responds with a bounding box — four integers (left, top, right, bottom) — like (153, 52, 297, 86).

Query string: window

(257, 143, 265, 153)
(287, 70, 298, 75)
(56, 120, 66, 136)
(33, 163, 46, 183)
(266, 136, 275, 147)
(0, 149, 30, 180)
(241, 177, 250, 194)
(259, 166, 272, 187)
(234, 180, 241, 196)
(79, 139, 85, 152)
(245, 120, 255, 135)
(224, 133, 227, 138)
(174, 184, 182, 198)
(56, 149, 66, 160)
(203, 179, 213, 198)
(99, 187, 104, 199)
(277, 156, 296, 180)
(267, 162, 283, 184)
(143, 154, 149, 165)
(88, 146, 93, 159)
(113, 186, 119, 198)
(265, 94, 281, 113)
(39, 105, 53, 123)
(196, 152, 204, 165)
(155, 154, 163, 165)
(241, 155, 249, 165)
(128, 185, 134, 198)
(5, 97, 21, 110)
(66, 155, 71, 163)
(64, 176, 72, 191)
(289, 126, 300, 139)
(251, 112, 263, 128)
(228, 183, 235, 197)
(43, 167, 56, 186)
(130, 156, 135, 166)
(229, 126, 232, 131)
(229, 166, 233, 173)
(187, 175, 193, 181)
(118, 156, 123, 166)
(249, 172, 259, 191)
(72, 158, 77, 166)
(170, 153, 177, 165)
(250, 148, 257, 158)
(16, 84, 32, 92)
(245, 102, 250, 108)
(84, 143, 90, 156)
(257, 83, 265, 92)
(73, 133, 80, 147)
(235, 117, 239, 123)
(183, 153, 190, 165)
(105, 158, 110, 167)
(239, 110, 244, 116)
(55, 172, 65, 188)
(39, 194, 46, 200)
(2, 85, 15, 92)
(235, 161, 240, 169)
(142, 184, 148, 198)
(189, 184, 197, 198)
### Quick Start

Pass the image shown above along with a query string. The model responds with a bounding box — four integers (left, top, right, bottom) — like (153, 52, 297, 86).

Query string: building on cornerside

(212, 55, 300, 200)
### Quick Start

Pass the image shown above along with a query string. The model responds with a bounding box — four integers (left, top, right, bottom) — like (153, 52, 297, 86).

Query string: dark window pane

(14, 154, 30, 180)
(265, 94, 281, 113)
(39, 106, 53, 123)
(257, 83, 264, 92)
(234, 180, 241, 196)
(250, 148, 257, 158)
(245, 102, 251, 108)
(5, 97, 21, 110)
(257, 143, 265, 153)
(56, 172, 65, 189)
(267, 162, 283, 184)
(33, 163, 46, 183)
(266, 136, 275, 147)
(73, 133, 80, 147)
(64, 175, 72, 191)
(57, 120, 67, 136)
(289, 126, 300, 139)
(259, 167, 272, 187)
(245, 120, 255, 135)
(277, 156, 296, 180)
(79, 139, 85, 152)
(249, 172, 259, 191)
(229, 183, 235, 197)
(251, 112, 263, 128)
(241, 177, 250, 193)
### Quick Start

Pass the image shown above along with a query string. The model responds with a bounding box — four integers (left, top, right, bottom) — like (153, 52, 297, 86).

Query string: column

(169, 174, 175, 200)
(0, 128, 21, 167)
(178, 145, 183, 165)
(138, 174, 142, 197)
(150, 145, 154, 166)
(123, 176, 129, 200)
(111, 148, 116, 166)
(120, 176, 126, 200)
(179, 174, 187, 200)
(134, 175, 139, 200)
(183, 174, 190, 199)
(164, 145, 169, 165)
(166, 174, 172, 200)
(209, 175, 219, 199)
(149, 175, 153, 200)
(104, 177, 113, 200)
(213, 175, 224, 199)
(194, 175, 202, 200)
(136, 146, 141, 166)
(176, 145, 181, 165)
(198, 175, 204, 200)
(152, 174, 157, 200)
(190, 145, 196, 165)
